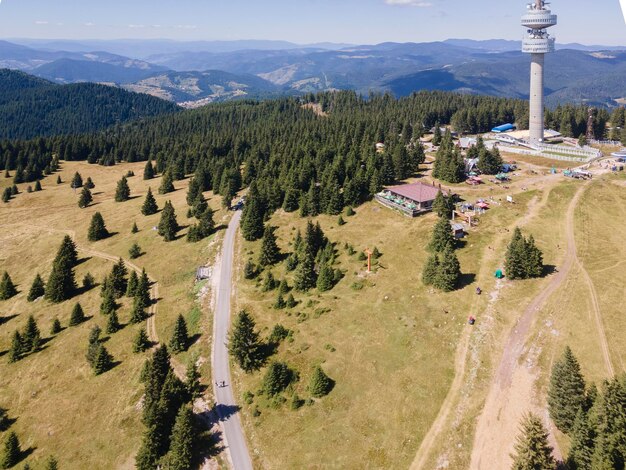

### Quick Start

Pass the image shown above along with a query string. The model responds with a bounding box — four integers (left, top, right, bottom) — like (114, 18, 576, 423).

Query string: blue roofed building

(491, 123, 517, 133)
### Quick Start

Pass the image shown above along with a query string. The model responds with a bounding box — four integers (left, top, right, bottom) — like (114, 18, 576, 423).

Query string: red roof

(386, 182, 442, 203)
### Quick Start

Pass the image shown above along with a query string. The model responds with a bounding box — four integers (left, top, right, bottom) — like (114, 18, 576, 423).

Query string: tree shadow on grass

(18, 446, 36, 464)
(214, 224, 228, 232)
(457, 273, 477, 290)
(541, 264, 558, 278)
(0, 314, 19, 326)
(188, 333, 202, 348)
(76, 257, 92, 266)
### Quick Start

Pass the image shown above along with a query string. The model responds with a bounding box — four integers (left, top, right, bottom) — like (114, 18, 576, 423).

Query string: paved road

(211, 210, 253, 470)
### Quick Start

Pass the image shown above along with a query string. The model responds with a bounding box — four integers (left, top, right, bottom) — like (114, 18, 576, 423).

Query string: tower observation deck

(522, 0, 557, 142)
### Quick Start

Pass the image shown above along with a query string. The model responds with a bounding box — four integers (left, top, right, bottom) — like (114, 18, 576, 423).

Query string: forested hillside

(2, 90, 622, 212)
(0, 90, 522, 202)
(0, 69, 180, 140)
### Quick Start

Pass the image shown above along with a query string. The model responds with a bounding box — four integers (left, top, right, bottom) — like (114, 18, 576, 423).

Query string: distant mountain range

(0, 38, 624, 107)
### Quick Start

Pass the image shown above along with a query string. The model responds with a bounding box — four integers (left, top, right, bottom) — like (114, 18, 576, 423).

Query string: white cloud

(34, 20, 49, 25)
(84, 22, 95, 27)
(174, 24, 198, 30)
(385, 0, 433, 6)
(128, 24, 146, 28)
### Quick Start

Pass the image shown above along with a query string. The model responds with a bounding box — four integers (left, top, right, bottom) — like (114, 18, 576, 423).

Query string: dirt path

(410, 187, 555, 470)
(3, 223, 164, 356)
(469, 183, 590, 469)
(574, 249, 614, 378)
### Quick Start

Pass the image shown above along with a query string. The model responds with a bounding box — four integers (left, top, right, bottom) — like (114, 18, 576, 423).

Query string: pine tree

(158, 169, 175, 194)
(126, 270, 139, 297)
(505, 228, 527, 280)
(141, 187, 158, 216)
(0, 272, 18, 300)
(185, 359, 201, 399)
(294, 252, 317, 292)
(567, 409, 595, 470)
(109, 258, 128, 298)
(143, 160, 155, 180)
(133, 328, 151, 353)
(10, 184, 17, 196)
(129, 296, 146, 324)
(261, 271, 277, 292)
(27, 274, 45, 302)
(85, 177, 95, 189)
(21, 315, 41, 352)
(93, 345, 113, 375)
(229, 310, 263, 373)
(44, 456, 58, 470)
(71, 171, 83, 188)
(169, 315, 189, 353)
(241, 183, 265, 241)
(78, 186, 92, 208)
(8, 331, 23, 363)
(285, 293, 297, 309)
(34, 180, 42, 191)
(115, 176, 131, 202)
(274, 292, 286, 309)
(432, 191, 454, 219)
(262, 361, 294, 396)
(136, 269, 151, 308)
(506, 228, 544, 280)
(56, 235, 78, 267)
(510, 413, 556, 470)
(1, 431, 21, 469)
(309, 365, 334, 398)
(56, 175, 62, 185)
(163, 406, 196, 470)
(158, 201, 179, 242)
(548, 346, 587, 434)
(428, 217, 455, 253)
(316, 263, 335, 292)
(131, 222, 139, 234)
(106, 310, 121, 334)
(129, 242, 141, 259)
(433, 246, 461, 292)
(477, 140, 504, 175)
(524, 235, 544, 278)
(87, 212, 109, 241)
(100, 286, 117, 315)
(69, 302, 86, 326)
(45, 257, 76, 303)
(50, 318, 62, 335)
(258, 225, 280, 267)
(590, 376, 626, 468)
(82, 273, 95, 290)
(2, 187, 11, 203)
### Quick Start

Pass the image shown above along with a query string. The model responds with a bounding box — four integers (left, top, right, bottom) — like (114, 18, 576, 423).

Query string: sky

(0, 0, 624, 46)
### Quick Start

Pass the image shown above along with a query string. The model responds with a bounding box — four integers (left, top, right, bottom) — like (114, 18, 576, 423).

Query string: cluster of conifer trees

(135, 346, 200, 469)
(0, 91, 533, 215)
(229, 310, 333, 409)
(422, 193, 462, 292)
(511, 347, 626, 469)
(504, 228, 544, 280)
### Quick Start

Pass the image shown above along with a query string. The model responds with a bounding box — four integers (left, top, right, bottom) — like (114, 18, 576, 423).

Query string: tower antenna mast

(522, 0, 557, 143)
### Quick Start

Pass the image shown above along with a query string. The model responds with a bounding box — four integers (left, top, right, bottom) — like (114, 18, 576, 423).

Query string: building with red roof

(375, 182, 450, 217)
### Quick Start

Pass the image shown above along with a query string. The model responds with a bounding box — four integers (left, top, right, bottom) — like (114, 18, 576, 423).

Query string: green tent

(495, 269, 504, 279)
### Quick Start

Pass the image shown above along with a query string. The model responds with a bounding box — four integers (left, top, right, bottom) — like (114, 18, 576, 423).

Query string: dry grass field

(231, 179, 547, 468)
(0, 162, 225, 468)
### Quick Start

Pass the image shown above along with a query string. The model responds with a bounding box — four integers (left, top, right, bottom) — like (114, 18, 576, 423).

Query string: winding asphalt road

(211, 210, 253, 470)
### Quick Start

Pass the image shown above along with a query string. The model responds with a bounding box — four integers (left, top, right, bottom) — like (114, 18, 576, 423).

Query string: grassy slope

(230, 164, 562, 468)
(0, 162, 225, 468)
